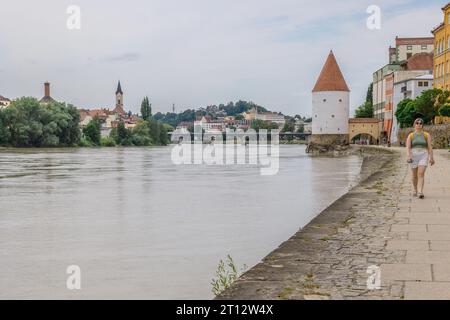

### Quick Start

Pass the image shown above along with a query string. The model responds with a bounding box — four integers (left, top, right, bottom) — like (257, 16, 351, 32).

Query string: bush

(79, 137, 93, 147)
(100, 136, 116, 147)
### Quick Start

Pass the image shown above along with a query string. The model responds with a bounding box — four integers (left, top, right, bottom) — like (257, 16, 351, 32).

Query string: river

(0, 145, 362, 299)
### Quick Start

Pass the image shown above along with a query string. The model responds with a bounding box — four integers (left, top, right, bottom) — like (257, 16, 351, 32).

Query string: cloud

(106, 53, 141, 62)
(0, 0, 444, 116)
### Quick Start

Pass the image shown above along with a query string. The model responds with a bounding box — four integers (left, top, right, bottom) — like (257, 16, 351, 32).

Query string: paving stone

(405, 282, 450, 300)
(409, 232, 450, 241)
(386, 240, 429, 251)
(380, 264, 431, 283)
(406, 250, 450, 264)
(430, 241, 450, 251)
(390, 225, 427, 232)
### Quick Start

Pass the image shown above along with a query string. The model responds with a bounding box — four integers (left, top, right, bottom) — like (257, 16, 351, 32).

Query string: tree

(395, 99, 417, 128)
(0, 97, 81, 147)
(140, 96, 152, 120)
(82, 117, 101, 145)
(355, 101, 374, 118)
(282, 121, 295, 133)
(365, 83, 373, 107)
(439, 104, 450, 117)
(115, 122, 131, 145)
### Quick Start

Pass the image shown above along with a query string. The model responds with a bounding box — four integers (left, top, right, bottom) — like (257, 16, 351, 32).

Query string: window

(407, 53, 412, 59)
(315, 114, 317, 118)
(418, 82, 423, 87)
(323, 99, 327, 102)
(331, 114, 335, 118)
(339, 99, 342, 102)
(407, 45, 413, 50)
(424, 82, 429, 87)
(421, 44, 428, 50)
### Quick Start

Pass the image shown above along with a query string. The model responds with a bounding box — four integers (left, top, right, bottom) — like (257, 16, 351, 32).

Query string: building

(432, 2, 450, 90)
(311, 50, 350, 145)
(373, 37, 434, 122)
(194, 116, 225, 133)
(390, 37, 434, 63)
(391, 73, 433, 144)
(0, 95, 11, 109)
(113, 81, 125, 115)
(349, 118, 383, 145)
(242, 107, 286, 127)
(39, 82, 56, 105)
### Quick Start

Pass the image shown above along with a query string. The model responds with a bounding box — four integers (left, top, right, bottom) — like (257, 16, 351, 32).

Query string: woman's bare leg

(418, 166, 427, 194)
(411, 167, 418, 195)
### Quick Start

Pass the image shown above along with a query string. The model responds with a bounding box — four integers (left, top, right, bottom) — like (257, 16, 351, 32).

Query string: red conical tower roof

(312, 50, 350, 92)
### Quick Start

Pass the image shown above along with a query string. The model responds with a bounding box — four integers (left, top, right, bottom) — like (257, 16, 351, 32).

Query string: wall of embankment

(216, 146, 400, 300)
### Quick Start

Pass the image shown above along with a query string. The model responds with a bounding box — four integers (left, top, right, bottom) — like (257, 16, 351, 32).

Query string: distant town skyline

(0, 0, 444, 116)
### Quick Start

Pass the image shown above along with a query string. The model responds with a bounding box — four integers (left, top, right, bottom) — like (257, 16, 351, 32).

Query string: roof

(116, 81, 123, 95)
(0, 95, 10, 101)
(312, 51, 350, 92)
(432, 23, 445, 34)
(401, 52, 433, 70)
(349, 118, 382, 123)
(415, 74, 433, 80)
(395, 37, 434, 46)
(442, 2, 450, 11)
(39, 96, 56, 104)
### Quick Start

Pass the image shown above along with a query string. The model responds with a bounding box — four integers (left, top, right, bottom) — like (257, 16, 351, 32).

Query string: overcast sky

(0, 0, 444, 116)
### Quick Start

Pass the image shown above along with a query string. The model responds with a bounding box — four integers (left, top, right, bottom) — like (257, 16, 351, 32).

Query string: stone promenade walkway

(218, 147, 450, 300)
(386, 148, 450, 299)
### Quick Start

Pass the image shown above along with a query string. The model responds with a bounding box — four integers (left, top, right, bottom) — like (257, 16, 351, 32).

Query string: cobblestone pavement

(217, 147, 450, 300)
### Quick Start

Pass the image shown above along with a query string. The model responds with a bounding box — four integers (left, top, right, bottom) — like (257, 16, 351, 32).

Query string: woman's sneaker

(418, 193, 424, 199)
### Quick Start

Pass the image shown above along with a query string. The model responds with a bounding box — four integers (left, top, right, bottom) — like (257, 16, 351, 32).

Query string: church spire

(116, 81, 123, 95)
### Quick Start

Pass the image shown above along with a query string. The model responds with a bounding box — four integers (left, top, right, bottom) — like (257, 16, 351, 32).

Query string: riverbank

(217, 145, 425, 300)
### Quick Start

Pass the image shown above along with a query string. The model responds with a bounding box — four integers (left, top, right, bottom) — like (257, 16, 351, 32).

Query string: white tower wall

(312, 91, 349, 135)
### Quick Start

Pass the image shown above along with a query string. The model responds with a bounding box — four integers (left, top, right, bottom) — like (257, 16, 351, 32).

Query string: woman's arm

(427, 133, 435, 166)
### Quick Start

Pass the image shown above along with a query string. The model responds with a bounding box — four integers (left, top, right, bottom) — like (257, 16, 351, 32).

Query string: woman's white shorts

(410, 149, 429, 169)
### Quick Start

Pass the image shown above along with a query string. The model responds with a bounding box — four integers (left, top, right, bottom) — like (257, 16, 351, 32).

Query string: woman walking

(406, 118, 435, 199)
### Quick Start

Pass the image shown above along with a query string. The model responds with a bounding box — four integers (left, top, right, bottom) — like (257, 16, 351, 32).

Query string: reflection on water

(0, 146, 362, 299)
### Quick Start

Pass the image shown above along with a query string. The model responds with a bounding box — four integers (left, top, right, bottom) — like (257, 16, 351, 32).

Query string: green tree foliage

(354, 102, 374, 118)
(109, 119, 169, 146)
(439, 104, 450, 117)
(282, 120, 295, 133)
(395, 99, 417, 128)
(0, 97, 80, 147)
(140, 96, 152, 120)
(355, 83, 374, 118)
(395, 89, 450, 128)
(251, 119, 279, 132)
(82, 117, 101, 145)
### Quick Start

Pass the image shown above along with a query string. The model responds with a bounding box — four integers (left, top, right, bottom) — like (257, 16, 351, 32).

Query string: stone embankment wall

(397, 124, 450, 149)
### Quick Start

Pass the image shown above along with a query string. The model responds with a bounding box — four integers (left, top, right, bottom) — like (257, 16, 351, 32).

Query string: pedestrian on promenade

(406, 118, 435, 199)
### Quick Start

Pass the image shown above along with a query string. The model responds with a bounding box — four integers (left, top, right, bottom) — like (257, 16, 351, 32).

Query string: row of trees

(153, 100, 271, 128)
(0, 96, 170, 148)
(395, 88, 450, 128)
(0, 97, 80, 147)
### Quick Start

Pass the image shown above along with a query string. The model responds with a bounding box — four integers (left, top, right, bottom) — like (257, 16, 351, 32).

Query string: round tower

(311, 50, 350, 145)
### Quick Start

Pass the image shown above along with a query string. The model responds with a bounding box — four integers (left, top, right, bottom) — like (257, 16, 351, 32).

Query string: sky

(0, 0, 445, 117)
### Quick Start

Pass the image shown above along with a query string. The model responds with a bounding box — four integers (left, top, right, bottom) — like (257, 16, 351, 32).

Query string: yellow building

(348, 118, 383, 144)
(432, 3, 450, 90)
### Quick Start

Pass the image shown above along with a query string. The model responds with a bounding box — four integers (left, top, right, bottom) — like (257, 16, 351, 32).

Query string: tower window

(339, 99, 342, 102)
(331, 114, 335, 118)
(323, 99, 327, 102)
(315, 114, 317, 118)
